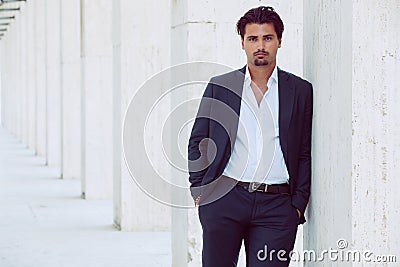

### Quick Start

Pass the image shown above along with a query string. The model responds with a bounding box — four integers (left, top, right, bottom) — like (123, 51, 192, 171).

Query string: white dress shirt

(222, 65, 289, 184)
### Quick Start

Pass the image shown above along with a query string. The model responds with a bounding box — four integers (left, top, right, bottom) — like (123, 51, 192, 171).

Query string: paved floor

(0, 127, 171, 267)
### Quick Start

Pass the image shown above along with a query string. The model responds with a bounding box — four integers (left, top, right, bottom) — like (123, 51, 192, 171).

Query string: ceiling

(0, 0, 25, 41)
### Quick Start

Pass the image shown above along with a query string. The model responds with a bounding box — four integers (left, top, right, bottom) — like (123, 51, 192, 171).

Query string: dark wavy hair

(236, 6, 284, 40)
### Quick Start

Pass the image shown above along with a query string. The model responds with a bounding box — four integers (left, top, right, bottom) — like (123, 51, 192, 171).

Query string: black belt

(236, 181, 290, 194)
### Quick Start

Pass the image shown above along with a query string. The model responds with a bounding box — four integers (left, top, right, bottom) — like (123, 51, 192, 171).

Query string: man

(188, 6, 313, 267)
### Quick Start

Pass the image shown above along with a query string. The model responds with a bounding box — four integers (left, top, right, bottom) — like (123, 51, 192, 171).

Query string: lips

(254, 52, 267, 56)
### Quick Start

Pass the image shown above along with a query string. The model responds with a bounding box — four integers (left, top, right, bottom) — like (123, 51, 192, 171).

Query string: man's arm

(188, 80, 214, 200)
(291, 83, 313, 216)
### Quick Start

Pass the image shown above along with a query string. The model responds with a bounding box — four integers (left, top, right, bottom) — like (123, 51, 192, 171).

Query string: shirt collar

(245, 64, 278, 84)
(270, 64, 278, 84)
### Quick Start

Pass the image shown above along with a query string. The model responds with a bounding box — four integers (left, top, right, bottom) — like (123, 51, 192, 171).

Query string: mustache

(254, 50, 269, 56)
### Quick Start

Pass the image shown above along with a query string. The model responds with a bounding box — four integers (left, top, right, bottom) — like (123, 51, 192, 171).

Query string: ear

(241, 38, 244, 50)
(278, 38, 282, 48)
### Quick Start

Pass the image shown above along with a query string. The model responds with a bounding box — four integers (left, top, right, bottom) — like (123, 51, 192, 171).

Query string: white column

(19, 3, 28, 146)
(112, 0, 171, 230)
(304, 0, 400, 265)
(0, 36, 1, 123)
(80, 0, 113, 199)
(46, 0, 62, 174)
(1, 42, 4, 127)
(14, 11, 21, 139)
(171, 1, 304, 266)
(303, 1, 353, 264)
(35, 0, 48, 158)
(0, 29, 7, 127)
(1, 36, 10, 128)
(26, 0, 36, 150)
(60, 0, 81, 179)
(6, 14, 14, 133)
(0, 27, 12, 128)
(351, 0, 400, 262)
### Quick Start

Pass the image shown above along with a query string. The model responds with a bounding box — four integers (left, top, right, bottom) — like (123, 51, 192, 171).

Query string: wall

(304, 0, 400, 266)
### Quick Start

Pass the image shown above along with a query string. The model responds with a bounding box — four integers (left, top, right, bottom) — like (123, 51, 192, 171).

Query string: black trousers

(198, 183, 299, 267)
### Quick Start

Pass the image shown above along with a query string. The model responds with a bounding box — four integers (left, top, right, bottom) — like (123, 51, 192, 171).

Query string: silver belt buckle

(248, 182, 261, 192)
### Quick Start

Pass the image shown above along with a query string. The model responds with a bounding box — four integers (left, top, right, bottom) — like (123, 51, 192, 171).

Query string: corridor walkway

(0, 127, 171, 267)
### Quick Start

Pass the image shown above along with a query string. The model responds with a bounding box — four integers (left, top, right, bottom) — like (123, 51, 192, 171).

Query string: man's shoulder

(210, 67, 246, 84)
(206, 67, 246, 92)
(279, 68, 312, 88)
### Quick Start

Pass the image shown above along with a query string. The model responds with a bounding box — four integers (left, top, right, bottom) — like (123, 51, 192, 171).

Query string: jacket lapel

(226, 66, 246, 150)
(278, 67, 295, 160)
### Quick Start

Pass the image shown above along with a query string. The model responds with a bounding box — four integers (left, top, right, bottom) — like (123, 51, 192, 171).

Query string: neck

(248, 62, 276, 82)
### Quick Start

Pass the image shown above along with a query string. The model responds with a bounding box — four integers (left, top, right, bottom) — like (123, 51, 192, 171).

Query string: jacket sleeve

(188, 79, 214, 199)
(291, 82, 313, 217)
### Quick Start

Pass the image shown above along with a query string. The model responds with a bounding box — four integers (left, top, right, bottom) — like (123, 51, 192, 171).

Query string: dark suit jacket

(188, 66, 313, 224)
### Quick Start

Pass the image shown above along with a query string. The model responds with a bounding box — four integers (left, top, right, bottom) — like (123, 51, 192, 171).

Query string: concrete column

(0, 45, 2, 126)
(1, 17, 15, 132)
(46, 0, 62, 175)
(80, 0, 113, 199)
(19, 3, 28, 146)
(0, 23, 11, 130)
(14, 12, 21, 140)
(0, 46, 1, 125)
(0, 20, 7, 124)
(304, 0, 400, 266)
(26, 0, 37, 150)
(352, 0, 400, 262)
(60, 0, 81, 179)
(0, 32, 7, 128)
(11, 29, 16, 134)
(112, 0, 171, 230)
(171, 1, 304, 266)
(35, 0, 48, 158)
(303, 1, 353, 265)
(1, 18, 16, 134)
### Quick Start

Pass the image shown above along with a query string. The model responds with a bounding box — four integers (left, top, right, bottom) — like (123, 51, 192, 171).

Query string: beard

(253, 50, 270, 66)
(254, 59, 269, 66)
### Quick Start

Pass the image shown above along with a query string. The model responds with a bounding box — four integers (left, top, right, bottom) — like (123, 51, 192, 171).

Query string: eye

(248, 37, 256, 42)
(265, 36, 273, 41)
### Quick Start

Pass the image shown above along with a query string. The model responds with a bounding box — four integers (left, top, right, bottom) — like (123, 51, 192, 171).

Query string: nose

(257, 39, 265, 50)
